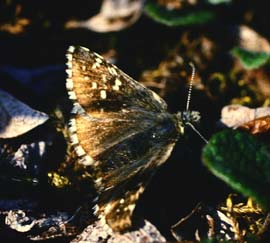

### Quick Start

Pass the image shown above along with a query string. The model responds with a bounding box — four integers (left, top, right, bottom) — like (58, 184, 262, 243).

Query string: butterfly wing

(66, 46, 170, 163)
(66, 45, 167, 114)
(93, 120, 178, 231)
(66, 46, 180, 231)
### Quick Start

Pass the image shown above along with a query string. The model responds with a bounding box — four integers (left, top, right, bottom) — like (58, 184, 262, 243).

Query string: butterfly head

(173, 63, 207, 143)
(175, 110, 201, 135)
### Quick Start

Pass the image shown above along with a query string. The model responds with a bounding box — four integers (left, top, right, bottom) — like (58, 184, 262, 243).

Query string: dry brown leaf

(237, 25, 270, 53)
(239, 115, 270, 134)
(220, 104, 270, 128)
(5, 209, 77, 240)
(0, 18, 30, 34)
(71, 218, 166, 243)
(65, 0, 144, 32)
(157, 0, 197, 10)
(0, 89, 49, 138)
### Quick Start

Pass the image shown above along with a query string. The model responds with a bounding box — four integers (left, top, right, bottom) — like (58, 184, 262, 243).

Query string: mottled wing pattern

(65, 46, 179, 231)
(66, 46, 167, 114)
(66, 46, 168, 165)
(92, 115, 178, 231)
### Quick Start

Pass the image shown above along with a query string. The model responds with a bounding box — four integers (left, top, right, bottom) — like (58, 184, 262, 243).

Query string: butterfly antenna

(185, 63, 208, 144)
(186, 62, 195, 112)
(186, 122, 208, 144)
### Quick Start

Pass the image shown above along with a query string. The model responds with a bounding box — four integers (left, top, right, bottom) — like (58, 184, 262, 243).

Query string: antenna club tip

(188, 62, 195, 68)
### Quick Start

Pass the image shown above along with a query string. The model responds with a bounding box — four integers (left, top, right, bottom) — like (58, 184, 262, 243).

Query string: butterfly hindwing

(91, 113, 178, 232)
(94, 132, 177, 232)
(92, 113, 178, 191)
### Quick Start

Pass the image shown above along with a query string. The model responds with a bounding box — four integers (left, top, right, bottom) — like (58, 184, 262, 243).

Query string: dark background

(0, 0, 269, 242)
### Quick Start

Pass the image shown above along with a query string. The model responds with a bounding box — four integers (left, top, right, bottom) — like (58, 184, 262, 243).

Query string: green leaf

(232, 47, 270, 69)
(202, 130, 270, 210)
(144, 2, 215, 27)
(206, 0, 232, 5)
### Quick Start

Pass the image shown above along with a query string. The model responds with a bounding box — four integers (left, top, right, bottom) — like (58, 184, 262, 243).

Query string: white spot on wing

(81, 46, 89, 52)
(66, 53, 72, 61)
(93, 204, 99, 215)
(92, 82, 97, 89)
(71, 102, 85, 114)
(108, 66, 117, 76)
(94, 52, 103, 59)
(112, 78, 122, 91)
(68, 46, 75, 53)
(92, 62, 100, 69)
(68, 118, 77, 133)
(66, 69, 72, 77)
(70, 133, 79, 144)
(79, 155, 95, 166)
(104, 203, 112, 214)
(74, 145, 86, 156)
(95, 58, 103, 64)
(115, 78, 122, 86)
(66, 78, 74, 90)
(68, 91, 77, 100)
(102, 74, 107, 82)
(100, 90, 107, 99)
(112, 85, 119, 91)
(124, 204, 135, 212)
(120, 199, 125, 204)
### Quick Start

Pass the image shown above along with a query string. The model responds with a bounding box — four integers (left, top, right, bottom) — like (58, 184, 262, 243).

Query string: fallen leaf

(220, 104, 270, 128)
(0, 89, 49, 138)
(231, 25, 270, 69)
(171, 203, 238, 242)
(71, 218, 166, 243)
(0, 141, 47, 179)
(171, 195, 265, 242)
(239, 116, 270, 135)
(236, 25, 270, 53)
(65, 0, 144, 32)
(5, 209, 75, 239)
(0, 18, 30, 34)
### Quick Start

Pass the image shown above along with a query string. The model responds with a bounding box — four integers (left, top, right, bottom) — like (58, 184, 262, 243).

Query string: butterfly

(65, 45, 202, 232)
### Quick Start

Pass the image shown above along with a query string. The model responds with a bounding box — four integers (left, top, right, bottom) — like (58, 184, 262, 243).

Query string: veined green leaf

(232, 47, 270, 69)
(206, 0, 232, 5)
(202, 130, 270, 210)
(144, 2, 215, 27)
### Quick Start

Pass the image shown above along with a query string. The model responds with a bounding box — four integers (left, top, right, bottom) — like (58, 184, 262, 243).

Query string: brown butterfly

(65, 45, 202, 232)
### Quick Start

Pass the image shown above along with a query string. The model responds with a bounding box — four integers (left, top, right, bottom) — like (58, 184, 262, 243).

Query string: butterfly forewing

(66, 46, 167, 114)
(66, 45, 180, 232)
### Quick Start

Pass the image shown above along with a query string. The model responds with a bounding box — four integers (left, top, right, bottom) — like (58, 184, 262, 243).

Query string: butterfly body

(65, 46, 200, 232)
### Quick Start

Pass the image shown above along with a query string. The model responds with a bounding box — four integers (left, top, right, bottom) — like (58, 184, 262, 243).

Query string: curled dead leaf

(65, 0, 144, 32)
(0, 18, 30, 34)
(220, 104, 270, 128)
(0, 89, 49, 138)
(236, 25, 270, 53)
(239, 116, 270, 135)
(71, 218, 166, 243)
